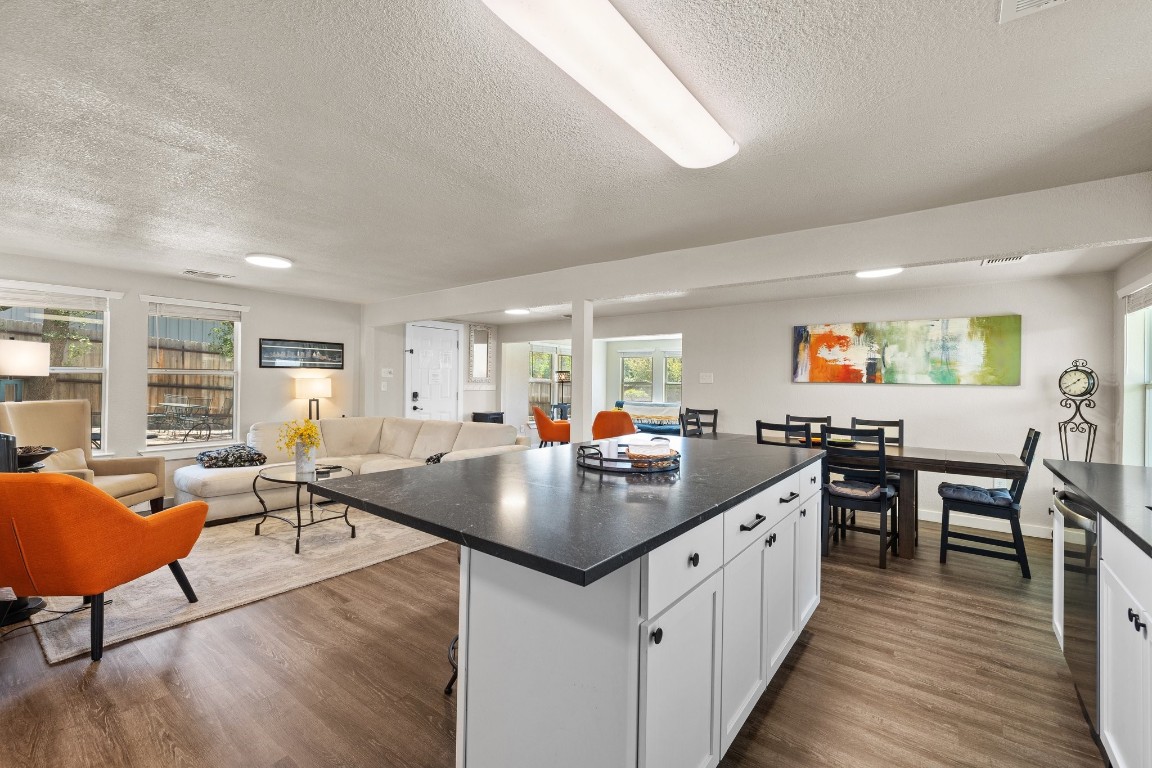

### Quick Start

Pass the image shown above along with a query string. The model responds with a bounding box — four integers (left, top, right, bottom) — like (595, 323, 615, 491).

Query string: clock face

(1059, 368, 1096, 398)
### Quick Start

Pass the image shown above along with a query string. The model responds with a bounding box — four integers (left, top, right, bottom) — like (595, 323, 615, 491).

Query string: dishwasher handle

(1053, 492, 1096, 534)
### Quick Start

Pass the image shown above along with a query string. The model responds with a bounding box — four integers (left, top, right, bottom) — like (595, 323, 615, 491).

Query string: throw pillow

(197, 445, 268, 469)
(426, 452, 448, 465)
(41, 447, 88, 471)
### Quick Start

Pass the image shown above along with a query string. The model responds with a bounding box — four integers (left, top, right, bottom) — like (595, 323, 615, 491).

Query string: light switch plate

(380, 381, 389, 392)
(699, 372, 714, 384)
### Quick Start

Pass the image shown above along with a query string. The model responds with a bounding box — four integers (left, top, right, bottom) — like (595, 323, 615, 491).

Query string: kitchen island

(317, 436, 824, 768)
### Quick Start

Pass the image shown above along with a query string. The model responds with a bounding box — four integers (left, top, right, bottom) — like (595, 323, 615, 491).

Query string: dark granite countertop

(312, 436, 823, 586)
(1045, 460, 1152, 558)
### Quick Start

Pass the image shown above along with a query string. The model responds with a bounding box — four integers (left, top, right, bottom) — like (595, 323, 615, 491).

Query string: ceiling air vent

(980, 255, 1029, 266)
(182, 269, 235, 280)
(999, 0, 1070, 23)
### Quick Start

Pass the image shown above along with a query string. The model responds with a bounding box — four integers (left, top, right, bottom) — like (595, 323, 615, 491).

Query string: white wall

(0, 254, 362, 483)
(501, 273, 1117, 535)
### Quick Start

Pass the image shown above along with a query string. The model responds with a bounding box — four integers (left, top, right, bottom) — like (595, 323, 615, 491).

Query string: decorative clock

(1057, 359, 1097, 462)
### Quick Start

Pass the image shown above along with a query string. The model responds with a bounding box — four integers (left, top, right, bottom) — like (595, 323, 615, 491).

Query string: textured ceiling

(1, 0, 1150, 302)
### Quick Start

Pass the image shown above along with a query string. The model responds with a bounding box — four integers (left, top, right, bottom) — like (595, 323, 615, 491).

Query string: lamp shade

(294, 378, 332, 399)
(0, 340, 50, 376)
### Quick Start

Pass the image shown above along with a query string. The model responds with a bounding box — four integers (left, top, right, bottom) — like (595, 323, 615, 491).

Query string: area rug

(33, 508, 441, 664)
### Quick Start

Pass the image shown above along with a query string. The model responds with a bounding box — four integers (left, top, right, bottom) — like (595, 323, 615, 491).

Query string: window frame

(620, 354, 655, 403)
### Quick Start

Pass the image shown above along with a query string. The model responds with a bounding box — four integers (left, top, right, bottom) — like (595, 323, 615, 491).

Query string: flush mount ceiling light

(505, 308, 531, 315)
(856, 267, 904, 279)
(480, 0, 738, 169)
(244, 253, 293, 269)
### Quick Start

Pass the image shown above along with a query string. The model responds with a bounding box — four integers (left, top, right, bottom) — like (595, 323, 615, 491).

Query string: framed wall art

(259, 338, 344, 369)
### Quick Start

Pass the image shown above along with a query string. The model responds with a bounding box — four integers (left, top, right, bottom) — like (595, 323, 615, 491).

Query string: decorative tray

(577, 440, 681, 474)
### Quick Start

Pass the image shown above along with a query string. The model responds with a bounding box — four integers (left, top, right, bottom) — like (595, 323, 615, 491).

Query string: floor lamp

(295, 378, 331, 420)
(0, 340, 51, 626)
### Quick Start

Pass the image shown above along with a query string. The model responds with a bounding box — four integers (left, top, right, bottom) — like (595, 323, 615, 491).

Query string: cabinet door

(1099, 560, 1151, 768)
(639, 570, 723, 768)
(720, 537, 766, 753)
(764, 510, 798, 678)
(1051, 506, 1063, 650)
(796, 496, 820, 628)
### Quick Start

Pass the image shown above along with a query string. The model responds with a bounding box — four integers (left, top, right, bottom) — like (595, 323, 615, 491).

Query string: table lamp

(0, 339, 51, 402)
(295, 378, 331, 420)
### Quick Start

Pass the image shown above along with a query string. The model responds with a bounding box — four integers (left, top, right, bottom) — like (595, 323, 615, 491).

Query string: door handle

(412, 405, 423, 411)
(780, 491, 799, 503)
(740, 514, 766, 532)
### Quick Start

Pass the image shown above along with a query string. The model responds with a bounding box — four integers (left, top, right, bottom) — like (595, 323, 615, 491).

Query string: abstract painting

(792, 315, 1021, 385)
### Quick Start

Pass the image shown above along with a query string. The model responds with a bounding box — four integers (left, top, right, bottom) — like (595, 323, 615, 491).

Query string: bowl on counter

(16, 445, 57, 469)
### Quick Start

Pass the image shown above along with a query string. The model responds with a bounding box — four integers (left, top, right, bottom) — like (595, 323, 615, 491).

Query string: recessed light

(856, 268, 904, 279)
(245, 254, 293, 269)
(480, 0, 738, 169)
(505, 308, 531, 315)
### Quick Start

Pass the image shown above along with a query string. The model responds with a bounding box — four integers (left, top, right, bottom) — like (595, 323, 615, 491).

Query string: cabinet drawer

(1101, 517, 1152, 596)
(798, 461, 821, 498)
(643, 514, 724, 619)
(723, 473, 801, 562)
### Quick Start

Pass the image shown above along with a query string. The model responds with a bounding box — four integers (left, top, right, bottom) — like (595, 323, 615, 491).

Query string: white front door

(405, 323, 461, 421)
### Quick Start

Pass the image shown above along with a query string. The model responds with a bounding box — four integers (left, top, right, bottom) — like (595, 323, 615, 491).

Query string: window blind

(142, 295, 246, 322)
(1125, 285, 1152, 314)
(0, 284, 115, 311)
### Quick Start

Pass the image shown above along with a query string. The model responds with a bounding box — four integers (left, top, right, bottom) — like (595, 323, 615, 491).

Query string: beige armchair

(0, 399, 166, 512)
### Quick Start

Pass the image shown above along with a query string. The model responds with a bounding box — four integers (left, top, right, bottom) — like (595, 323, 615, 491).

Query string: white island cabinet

(1099, 517, 1152, 768)
(456, 459, 822, 768)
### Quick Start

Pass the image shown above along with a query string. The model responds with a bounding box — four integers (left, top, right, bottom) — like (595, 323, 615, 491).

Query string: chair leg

(89, 594, 104, 662)
(939, 504, 950, 563)
(1009, 514, 1031, 579)
(168, 561, 198, 603)
(149, 497, 165, 514)
(879, 508, 888, 569)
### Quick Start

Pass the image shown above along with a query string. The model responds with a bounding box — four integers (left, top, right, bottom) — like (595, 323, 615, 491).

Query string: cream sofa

(173, 416, 529, 522)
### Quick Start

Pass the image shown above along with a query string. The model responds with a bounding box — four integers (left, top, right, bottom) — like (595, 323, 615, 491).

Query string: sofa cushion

(360, 456, 425, 475)
(248, 421, 328, 464)
(42, 447, 88, 471)
(452, 422, 518, 451)
(321, 455, 379, 473)
(174, 462, 292, 499)
(441, 445, 530, 462)
(378, 417, 424, 458)
(94, 473, 159, 499)
(409, 420, 463, 459)
(318, 417, 384, 457)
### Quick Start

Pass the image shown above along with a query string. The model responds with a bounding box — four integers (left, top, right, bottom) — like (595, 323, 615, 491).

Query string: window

(528, 349, 554, 418)
(0, 282, 115, 447)
(621, 356, 654, 402)
(145, 297, 243, 446)
(664, 355, 683, 404)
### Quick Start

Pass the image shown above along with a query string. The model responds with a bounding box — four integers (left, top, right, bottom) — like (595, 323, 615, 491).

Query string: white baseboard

(917, 508, 1050, 540)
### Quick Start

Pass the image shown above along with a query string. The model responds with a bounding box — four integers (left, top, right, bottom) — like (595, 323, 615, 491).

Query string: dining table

(697, 433, 1029, 559)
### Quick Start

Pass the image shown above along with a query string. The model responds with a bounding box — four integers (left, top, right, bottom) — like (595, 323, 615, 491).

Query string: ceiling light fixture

(856, 267, 904, 279)
(480, 0, 738, 169)
(505, 308, 531, 315)
(244, 254, 293, 269)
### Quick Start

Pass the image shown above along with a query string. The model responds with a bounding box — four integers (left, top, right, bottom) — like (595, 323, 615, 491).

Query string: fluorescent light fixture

(245, 254, 293, 269)
(505, 308, 531, 315)
(856, 267, 904, 279)
(0, 339, 51, 376)
(480, 0, 738, 169)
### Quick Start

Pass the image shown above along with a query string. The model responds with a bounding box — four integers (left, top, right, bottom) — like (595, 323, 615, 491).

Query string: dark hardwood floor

(0, 522, 1102, 767)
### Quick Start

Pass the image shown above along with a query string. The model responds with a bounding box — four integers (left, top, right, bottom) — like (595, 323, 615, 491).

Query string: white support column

(571, 299, 594, 443)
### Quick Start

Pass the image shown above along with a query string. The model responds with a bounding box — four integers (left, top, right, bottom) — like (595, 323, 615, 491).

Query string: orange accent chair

(0, 474, 208, 661)
(532, 406, 571, 447)
(591, 410, 638, 440)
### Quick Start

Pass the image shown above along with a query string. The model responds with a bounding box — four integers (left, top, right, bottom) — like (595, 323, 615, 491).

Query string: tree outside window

(622, 356, 653, 402)
(664, 356, 683, 403)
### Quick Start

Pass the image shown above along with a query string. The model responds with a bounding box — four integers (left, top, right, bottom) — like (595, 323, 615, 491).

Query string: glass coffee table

(252, 464, 356, 554)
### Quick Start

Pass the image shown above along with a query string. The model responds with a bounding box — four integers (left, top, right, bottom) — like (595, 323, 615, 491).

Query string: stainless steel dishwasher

(1054, 490, 1099, 738)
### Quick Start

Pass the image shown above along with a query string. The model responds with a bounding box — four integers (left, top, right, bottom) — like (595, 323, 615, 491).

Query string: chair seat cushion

(826, 480, 894, 500)
(93, 473, 158, 499)
(938, 482, 1013, 506)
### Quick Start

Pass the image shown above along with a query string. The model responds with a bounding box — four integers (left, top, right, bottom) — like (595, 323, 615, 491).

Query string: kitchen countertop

(313, 436, 823, 586)
(1045, 460, 1152, 557)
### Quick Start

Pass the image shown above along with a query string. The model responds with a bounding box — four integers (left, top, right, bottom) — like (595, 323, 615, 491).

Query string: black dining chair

(821, 425, 899, 569)
(680, 410, 703, 437)
(787, 415, 831, 437)
(683, 408, 718, 436)
(755, 421, 812, 447)
(851, 417, 908, 540)
(937, 428, 1041, 579)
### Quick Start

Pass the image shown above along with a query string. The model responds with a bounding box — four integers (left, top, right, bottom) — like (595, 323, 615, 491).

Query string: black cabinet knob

(688, 552, 700, 568)
(1132, 609, 1148, 634)
(810, 475, 817, 484)
(800, 508, 807, 517)
(1129, 608, 1138, 623)
(766, 532, 777, 547)
(651, 627, 663, 645)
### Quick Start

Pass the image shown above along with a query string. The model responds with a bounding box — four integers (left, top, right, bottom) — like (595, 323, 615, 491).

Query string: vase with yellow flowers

(277, 419, 321, 475)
